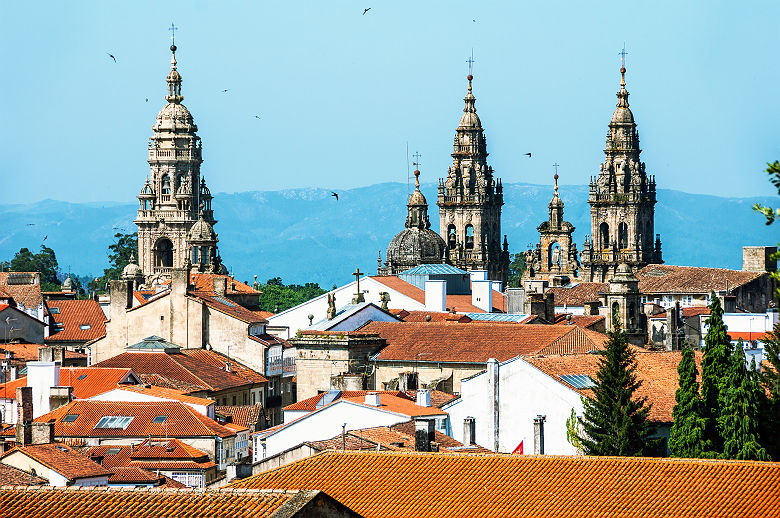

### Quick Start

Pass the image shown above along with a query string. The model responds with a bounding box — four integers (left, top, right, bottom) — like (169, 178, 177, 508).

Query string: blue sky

(2, 1, 779, 203)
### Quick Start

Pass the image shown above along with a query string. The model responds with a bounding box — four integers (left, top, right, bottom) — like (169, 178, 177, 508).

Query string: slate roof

(525, 349, 703, 423)
(547, 283, 608, 306)
(45, 299, 106, 343)
(35, 400, 236, 439)
(0, 487, 338, 518)
(0, 272, 43, 309)
(636, 264, 765, 294)
(1, 443, 111, 481)
(363, 322, 606, 363)
(231, 451, 780, 518)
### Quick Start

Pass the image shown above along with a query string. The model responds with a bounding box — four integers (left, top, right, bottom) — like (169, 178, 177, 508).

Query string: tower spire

(165, 24, 183, 104)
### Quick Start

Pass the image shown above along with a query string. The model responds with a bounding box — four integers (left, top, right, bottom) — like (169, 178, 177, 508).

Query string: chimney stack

(463, 417, 475, 447)
(533, 415, 546, 455)
(414, 419, 436, 452)
(213, 276, 227, 297)
(364, 392, 381, 407)
(424, 280, 447, 313)
(15, 387, 33, 446)
(415, 389, 431, 408)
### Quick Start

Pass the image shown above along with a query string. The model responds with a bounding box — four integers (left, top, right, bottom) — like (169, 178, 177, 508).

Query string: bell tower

(437, 69, 509, 285)
(580, 58, 661, 282)
(134, 37, 220, 280)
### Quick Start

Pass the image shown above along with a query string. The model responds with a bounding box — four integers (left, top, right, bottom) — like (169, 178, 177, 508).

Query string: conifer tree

(577, 319, 658, 456)
(760, 324, 780, 459)
(699, 295, 732, 454)
(718, 347, 770, 461)
(669, 346, 711, 458)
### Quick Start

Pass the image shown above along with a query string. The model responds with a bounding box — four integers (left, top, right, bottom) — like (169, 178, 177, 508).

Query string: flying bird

(43, 236, 47, 242)
(253, 115, 261, 119)
(26, 223, 35, 226)
(525, 153, 532, 157)
(145, 98, 149, 102)
(362, 8, 371, 14)
(331, 192, 339, 201)
(106, 53, 116, 63)
(221, 89, 230, 93)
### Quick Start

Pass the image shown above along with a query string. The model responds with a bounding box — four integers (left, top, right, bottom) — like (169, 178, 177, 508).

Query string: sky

(2, 1, 779, 203)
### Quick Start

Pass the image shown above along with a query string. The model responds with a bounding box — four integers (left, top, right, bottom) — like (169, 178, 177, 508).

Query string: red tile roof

(284, 391, 412, 412)
(215, 404, 265, 431)
(190, 292, 268, 324)
(730, 331, 770, 341)
(0, 273, 43, 310)
(0, 464, 46, 486)
(45, 299, 106, 343)
(339, 393, 446, 418)
(0, 367, 137, 401)
(0, 487, 340, 518)
(35, 400, 236, 439)
(390, 309, 473, 323)
(88, 438, 215, 471)
(553, 314, 606, 329)
(371, 276, 505, 313)
(401, 390, 457, 408)
(107, 467, 187, 487)
(650, 306, 711, 319)
(636, 264, 765, 294)
(547, 283, 608, 306)
(525, 349, 703, 423)
(1, 443, 111, 481)
(190, 274, 261, 295)
(232, 451, 780, 518)
(113, 385, 215, 407)
(181, 349, 268, 384)
(362, 321, 606, 363)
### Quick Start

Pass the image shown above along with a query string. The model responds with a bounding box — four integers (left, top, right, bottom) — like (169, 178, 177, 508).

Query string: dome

(616, 262, 631, 274)
(153, 103, 197, 132)
(458, 111, 482, 128)
(408, 189, 427, 206)
(62, 276, 73, 288)
(189, 216, 216, 242)
(611, 106, 634, 124)
(122, 261, 144, 280)
(386, 228, 446, 268)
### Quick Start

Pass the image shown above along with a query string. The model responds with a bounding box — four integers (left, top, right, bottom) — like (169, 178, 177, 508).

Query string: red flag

(512, 440, 523, 454)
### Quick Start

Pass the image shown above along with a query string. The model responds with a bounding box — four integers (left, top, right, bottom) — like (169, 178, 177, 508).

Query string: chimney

(49, 386, 73, 412)
(172, 267, 189, 297)
(27, 361, 60, 418)
(463, 417, 475, 447)
(742, 246, 778, 272)
(416, 389, 431, 408)
(109, 279, 133, 311)
(31, 422, 55, 445)
(533, 415, 546, 455)
(15, 387, 32, 446)
(414, 419, 435, 452)
(471, 280, 493, 313)
(487, 358, 499, 452)
(469, 270, 488, 282)
(364, 392, 381, 407)
(213, 276, 227, 297)
(544, 291, 555, 323)
(424, 280, 447, 312)
(507, 288, 525, 314)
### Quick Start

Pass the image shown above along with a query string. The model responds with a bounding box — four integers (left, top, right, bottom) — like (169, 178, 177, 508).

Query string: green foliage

(102, 232, 138, 282)
(4, 246, 60, 291)
(507, 253, 526, 288)
(565, 408, 584, 454)
(718, 349, 770, 461)
(700, 295, 732, 454)
(576, 322, 659, 456)
(257, 278, 326, 313)
(669, 346, 712, 458)
(759, 324, 780, 459)
(752, 161, 780, 297)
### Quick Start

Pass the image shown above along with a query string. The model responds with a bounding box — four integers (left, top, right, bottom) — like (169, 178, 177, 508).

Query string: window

(77, 374, 87, 380)
(63, 414, 79, 423)
(599, 222, 610, 249)
(618, 222, 628, 250)
(465, 224, 475, 249)
(49, 307, 60, 314)
(560, 374, 598, 389)
(79, 324, 91, 330)
(243, 393, 247, 405)
(94, 416, 134, 429)
(161, 174, 171, 195)
(232, 395, 237, 406)
(105, 448, 121, 455)
(447, 225, 457, 250)
(55, 323, 65, 329)
(222, 398, 227, 405)
(152, 415, 168, 423)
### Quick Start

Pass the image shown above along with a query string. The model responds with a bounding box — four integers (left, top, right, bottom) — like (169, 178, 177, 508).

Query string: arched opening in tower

(465, 225, 474, 249)
(155, 238, 174, 268)
(618, 222, 628, 250)
(447, 225, 457, 250)
(599, 222, 610, 249)
(548, 242, 562, 270)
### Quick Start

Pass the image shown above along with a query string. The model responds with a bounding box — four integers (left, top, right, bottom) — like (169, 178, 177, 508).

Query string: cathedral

(127, 41, 224, 286)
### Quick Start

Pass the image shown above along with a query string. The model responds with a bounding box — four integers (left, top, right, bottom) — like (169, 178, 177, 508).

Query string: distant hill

(1, 183, 778, 288)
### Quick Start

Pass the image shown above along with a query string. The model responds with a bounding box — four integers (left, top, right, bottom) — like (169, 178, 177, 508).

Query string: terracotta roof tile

(284, 391, 412, 412)
(0, 464, 46, 486)
(0, 273, 43, 309)
(232, 450, 780, 518)
(190, 292, 267, 324)
(107, 467, 187, 487)
(88, 438, 215, 471)
(114, 385, 215, 407)
(35, 400, 236, 439)
(181, 349, 268, 384)
(0, 367, 136, 401)
(363, 322, 605, 363)
(547, 283, 608, 306)
(401, 390, 457, 408)
(525, 349, 702, 423)
(1, 443, 111, 481)
(372, 276, 505, 313)
(215, 404, 265, 430)
(650, 307, 711, 319)
(0, 487, 326, 518)
(636, 264, 765, 294)
(190, 274, 261, 295)
(45, 299, 106, 343)
(339, 393, 446, 418)
(554, 314, 606, 329)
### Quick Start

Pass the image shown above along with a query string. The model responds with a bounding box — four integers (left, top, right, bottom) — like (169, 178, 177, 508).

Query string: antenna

(406, 142, 410, 196)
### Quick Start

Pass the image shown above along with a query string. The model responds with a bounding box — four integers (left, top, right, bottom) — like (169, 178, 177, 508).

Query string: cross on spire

(169, 22, 178, 45)
(552, 162, 559, 174)
(619, 43, 628, 68)
(467, 49, 475, 76)
(412, 151, 422, 171)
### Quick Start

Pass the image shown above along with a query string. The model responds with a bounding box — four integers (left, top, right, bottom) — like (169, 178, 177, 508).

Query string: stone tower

(437, 73, 509, 285)
(603, 263, 647, 346)
(580, 63, 662, 282)
(134, 42, 222, 281)
(378, 168, 447, 275)
(522, 172, 580, 287)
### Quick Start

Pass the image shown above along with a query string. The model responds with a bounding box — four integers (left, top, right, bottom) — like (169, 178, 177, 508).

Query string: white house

(88, 385, 215, 419)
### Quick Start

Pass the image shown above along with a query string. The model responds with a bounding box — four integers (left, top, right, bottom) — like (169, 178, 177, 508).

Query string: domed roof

(407, 170, 427, 206)
(62, 275, 73, 288)
(616, 262, 632, 274)
(611, 105, 634, 124)
(153, 103, 197, 132)
(122, 253, 144, 281)
(189, 214, 216, 242)
(386, 227, 446, 267)
(458, 111, 482, 128)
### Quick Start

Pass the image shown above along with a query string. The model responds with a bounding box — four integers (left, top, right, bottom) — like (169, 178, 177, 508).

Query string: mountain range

(1, 182, 778, 288)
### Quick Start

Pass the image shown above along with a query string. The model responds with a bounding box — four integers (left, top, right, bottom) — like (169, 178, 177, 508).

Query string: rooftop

(370, 276, 506, 313)
(0, 367, 137, 401)
(88, 438, 214, 471)
(1, 443, 111, 481)
(636, 264, 765, 294)
(45, 299, 106, 343)
(0, 272, 42, 310)
(0, 464, 46, 486)
(231, 450, 780, 518)
(547, 283, 607, 306)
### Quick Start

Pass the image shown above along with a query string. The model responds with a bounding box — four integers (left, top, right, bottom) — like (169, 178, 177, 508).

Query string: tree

(100, 232, 138, 284)
(759, 324, 780, 459)
(669, 346, 711, 458)
(576, 320, 658, 456)
(257, 278, 327, 313)
(507, 253, 526, 288)
(753, 161, 780, 297)
(718, 348, 770, 461)
(699, 295, 732, 455)
(6, 245, 60, 291)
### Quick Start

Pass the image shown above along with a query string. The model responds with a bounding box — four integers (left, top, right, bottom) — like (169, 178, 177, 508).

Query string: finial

(414, 169, 421, 189)
(129, 251, 137, 264)
(412, 151, 422, 188)
(466, 50, 475, 90)
(169, 22, 178, 50)
(619, 43, 628, 86)
(552, 162, 560, 195)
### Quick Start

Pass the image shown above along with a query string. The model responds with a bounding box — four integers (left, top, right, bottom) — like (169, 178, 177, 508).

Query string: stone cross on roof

(352, 268, 365, 304)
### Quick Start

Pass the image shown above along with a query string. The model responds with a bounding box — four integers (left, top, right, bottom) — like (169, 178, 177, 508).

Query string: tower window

(156, 238, 174, 268)
(599, 222, 610, 249)
(465, 225, 474, 249)
(161, 174, 171, 195)
(618, 222, 628, 250)
(447, 225, 457, 250)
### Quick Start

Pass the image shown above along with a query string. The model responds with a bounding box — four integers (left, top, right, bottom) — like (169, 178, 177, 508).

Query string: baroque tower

(134, 41, 222, 281)
(437, 73, 509, 285)
(580, 62, 662, 282)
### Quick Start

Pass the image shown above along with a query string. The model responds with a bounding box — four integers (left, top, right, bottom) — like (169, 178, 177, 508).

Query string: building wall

(251, 443, 318, 475)
(203, 307, 264, 374)
(0, 307, 44, 344)
(374, 361, 484, 395)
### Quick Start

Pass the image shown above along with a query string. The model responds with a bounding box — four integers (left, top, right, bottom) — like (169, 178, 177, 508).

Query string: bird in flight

(106, 53, 116, 63)
(331, 192, 339, 201)
(221, 89, 230, 93)
(525, 153, 532, 157)
(26, 223, 35, 226)
(253, 115, 261, 119)
(145, 98, 149, 102)
(363, 8, 371, 15)
(43, 236, 47, 242)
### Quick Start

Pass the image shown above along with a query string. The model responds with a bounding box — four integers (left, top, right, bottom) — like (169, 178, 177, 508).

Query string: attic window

(105, 448, 121, 455)
(79, 324, 91, 330)
(55, 323, 64, 328)
(95, 416, 134, 429)
(559, 374, 597, 389)
(77, 374, 87, 380)
(55, 445, 68, 453)
(152, 415, 168, 424)
(63, 414, 79, 423)
(49, 307, 60, 314)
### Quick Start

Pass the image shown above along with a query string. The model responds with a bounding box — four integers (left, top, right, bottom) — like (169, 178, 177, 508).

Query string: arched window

(599, 222, 610, 249)
(611, 301, 620, 326)
(618, 222, 628, 250)
(447, 225, 457, 250)
(161, 174, 171, 195)
(192, 246, 199, 264)
(155, 238, 174, 267)
(628, 301, 636, 327)
(465, 225, 474, 249)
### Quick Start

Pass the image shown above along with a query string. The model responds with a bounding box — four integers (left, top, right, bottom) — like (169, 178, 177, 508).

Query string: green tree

(699, 295, 732, 455)
(752, 161, 780, 297)
(257, 278, 327, 313)
(759, 324, 780, 459)
(507, 253, 526, 288)
(7, 245, 60, 291)
(718, 348, 770, 461)
(669, 346, 711, 458)
(576, 320, 659, 456)
(100, 232, 138, 284)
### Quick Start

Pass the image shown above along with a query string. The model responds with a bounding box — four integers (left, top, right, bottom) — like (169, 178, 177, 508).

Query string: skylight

(49, 307, 60, 314)
(212, 296, 237, 307)
(77, 374, 87, 380)
(95, 416, 134, 429)
(79, 324, 91, 330)
(152, 415, 168, 424)
(63, 414, 79, 423)
(559, 374, 598, 389)
(105, 448, 121, 455)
